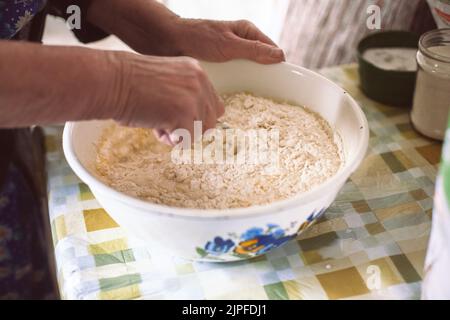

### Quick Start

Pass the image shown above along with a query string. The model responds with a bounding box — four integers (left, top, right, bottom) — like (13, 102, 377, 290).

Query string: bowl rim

(63, 61, 369, 221)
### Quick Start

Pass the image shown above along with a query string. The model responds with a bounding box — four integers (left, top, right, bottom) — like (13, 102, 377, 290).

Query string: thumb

(228, 36, 285, 64)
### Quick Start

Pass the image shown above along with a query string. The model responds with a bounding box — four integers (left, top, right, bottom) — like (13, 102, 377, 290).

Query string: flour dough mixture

(95, 93, 343, 209)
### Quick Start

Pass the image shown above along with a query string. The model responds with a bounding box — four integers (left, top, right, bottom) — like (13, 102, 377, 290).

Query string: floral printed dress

(0, 0, 46, 39)
(0, 0, 55, 300)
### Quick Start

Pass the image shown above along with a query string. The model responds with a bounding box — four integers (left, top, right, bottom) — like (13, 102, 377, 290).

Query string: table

(44, 64, 441, 300)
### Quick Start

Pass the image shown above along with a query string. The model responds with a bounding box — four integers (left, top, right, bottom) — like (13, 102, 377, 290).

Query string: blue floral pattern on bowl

(204, 237, 235, 256)
(196, 208, 326, 260)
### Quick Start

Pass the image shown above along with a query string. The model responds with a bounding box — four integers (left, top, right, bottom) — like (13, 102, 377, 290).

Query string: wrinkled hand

(110, 52, 224, 146)
(174, 19, 285, 64)
(88, 1, 284, 146)
(89, 1, 285, 64)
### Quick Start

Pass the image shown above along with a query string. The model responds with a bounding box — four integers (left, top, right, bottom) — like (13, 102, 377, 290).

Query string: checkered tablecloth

(44, 64, 441, 300)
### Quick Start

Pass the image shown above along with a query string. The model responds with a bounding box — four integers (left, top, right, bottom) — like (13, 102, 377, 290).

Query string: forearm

(84, 0, 285, 64)
(87, 0, 183, 56)
(0, 41, 120, 128)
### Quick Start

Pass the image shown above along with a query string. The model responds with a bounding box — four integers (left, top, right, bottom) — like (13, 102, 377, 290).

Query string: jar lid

(419, 28, 450, 63)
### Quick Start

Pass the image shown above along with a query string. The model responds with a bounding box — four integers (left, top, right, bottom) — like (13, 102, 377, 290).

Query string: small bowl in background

(357, 31, 420, 107)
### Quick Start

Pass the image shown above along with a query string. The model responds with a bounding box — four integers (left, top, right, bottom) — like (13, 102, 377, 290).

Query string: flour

(362, 47, 418, 71)
(95, 93, 343, 209)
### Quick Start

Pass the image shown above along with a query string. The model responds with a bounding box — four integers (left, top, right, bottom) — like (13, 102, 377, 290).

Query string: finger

(202, 102, 217, 133)
(206, 81, 225, 119)
(176, 117, 197, 143)
(216, 96, 225, 118)
(201, 90, 217, 132)
(227, 36, 285, 64)
(210, 84, 225, 117)
(197, 73, 224, 127)
(153, 129, 176, 146)
(232, 20, 278, 47)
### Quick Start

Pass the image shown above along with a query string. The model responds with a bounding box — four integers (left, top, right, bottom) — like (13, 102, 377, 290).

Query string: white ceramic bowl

(63, 60, 369, 262)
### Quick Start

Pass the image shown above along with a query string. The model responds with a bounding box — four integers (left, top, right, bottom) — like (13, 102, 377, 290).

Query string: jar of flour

(411, 29, 450, 141)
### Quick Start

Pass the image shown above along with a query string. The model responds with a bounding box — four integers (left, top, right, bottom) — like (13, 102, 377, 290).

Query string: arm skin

(87, 0, 183, 57)
(86, 0, 285, 63)
(0, 41, 221, 138)
(0, 40, 120, 128)
(0, 0, 284, 145)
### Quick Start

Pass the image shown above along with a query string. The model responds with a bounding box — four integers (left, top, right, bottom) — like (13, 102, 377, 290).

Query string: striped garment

(280, 0, 436, 69)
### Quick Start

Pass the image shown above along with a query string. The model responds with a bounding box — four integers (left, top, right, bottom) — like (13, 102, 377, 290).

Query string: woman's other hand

(88, 0, 285, 65)
(174, 19, 285, 64)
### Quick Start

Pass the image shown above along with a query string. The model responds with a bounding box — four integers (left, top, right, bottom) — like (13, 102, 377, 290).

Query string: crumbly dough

(95, 93, 343, 209)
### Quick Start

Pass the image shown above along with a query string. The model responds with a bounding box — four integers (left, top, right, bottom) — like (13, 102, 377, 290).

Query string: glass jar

(411, 29, 450, 141)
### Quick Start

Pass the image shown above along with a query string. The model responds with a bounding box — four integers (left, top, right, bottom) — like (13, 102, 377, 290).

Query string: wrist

(88, 0, 185, 57)
(170, 18, 199, 57)
(101, 50, 133, 123)
(165, 16, 190, 56)
(85, 0, 114, 29)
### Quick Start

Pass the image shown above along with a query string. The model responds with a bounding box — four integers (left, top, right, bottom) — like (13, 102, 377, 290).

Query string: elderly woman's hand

(109, 52, 224, 145)
(172, 19, 285, 64)
(0, 41, 222, 143)
(88, 0, 285, 64)
(83, 0, 285, 145)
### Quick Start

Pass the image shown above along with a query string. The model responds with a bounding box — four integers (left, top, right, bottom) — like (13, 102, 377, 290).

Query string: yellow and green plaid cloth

(45, 64, 441, 300)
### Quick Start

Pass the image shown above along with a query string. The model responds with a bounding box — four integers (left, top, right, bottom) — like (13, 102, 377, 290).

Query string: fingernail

(161, 133, 175, 147)
(270, 48, 284, 58)
(154, 129, 165, 139)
